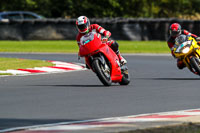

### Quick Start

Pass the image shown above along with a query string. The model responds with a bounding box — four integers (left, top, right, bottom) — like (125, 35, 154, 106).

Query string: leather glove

(102, 37, 108, 43)
(104, 31, 111, 38)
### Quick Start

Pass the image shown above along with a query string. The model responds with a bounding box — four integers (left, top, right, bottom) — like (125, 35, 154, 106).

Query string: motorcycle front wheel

(92, 59, 112, 86)
(190, 56, 200, 75)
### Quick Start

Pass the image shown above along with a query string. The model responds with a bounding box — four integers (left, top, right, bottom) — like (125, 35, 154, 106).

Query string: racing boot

(116, 51, 127, 65)
(177, 59, 186, 69)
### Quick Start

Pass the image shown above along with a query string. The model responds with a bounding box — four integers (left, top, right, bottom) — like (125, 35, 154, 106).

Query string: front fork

(184, 51, 200, 73)
(86, 53, 109, 72)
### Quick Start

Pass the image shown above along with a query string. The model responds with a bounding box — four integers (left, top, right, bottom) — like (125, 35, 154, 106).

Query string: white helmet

(76, 16, 90, 34)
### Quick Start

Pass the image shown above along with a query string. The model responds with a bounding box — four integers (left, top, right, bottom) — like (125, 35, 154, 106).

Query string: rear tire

(92, 59, 112, 86)
(190, 56, 200, 75)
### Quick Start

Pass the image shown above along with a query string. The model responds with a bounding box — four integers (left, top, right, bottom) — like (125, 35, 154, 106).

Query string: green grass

(118, 41, 169, 53)
(0, 40, 170, 53)
(0, 57, 53, 71)
(0, 40, 79, 53)
(119, 123, 200, 133)
(0, 73, 12, 75)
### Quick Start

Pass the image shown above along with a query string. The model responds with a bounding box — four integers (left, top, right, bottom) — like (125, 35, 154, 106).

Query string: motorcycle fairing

(96, 44, 122, 82)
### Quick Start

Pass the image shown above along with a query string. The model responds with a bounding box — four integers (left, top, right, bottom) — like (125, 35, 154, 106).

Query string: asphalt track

(0, 53, 200, 130)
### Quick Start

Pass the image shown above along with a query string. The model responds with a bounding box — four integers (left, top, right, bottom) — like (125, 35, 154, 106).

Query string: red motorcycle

(79, 32, 130, 86)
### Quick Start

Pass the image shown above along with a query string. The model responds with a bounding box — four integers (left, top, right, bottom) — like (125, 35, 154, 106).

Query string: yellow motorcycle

(173, 35, 200, 75)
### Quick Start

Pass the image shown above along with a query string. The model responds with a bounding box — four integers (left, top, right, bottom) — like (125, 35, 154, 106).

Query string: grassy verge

(0, 57, 53, 71)
(0, 40, 170, 53)
(119, 41, 169, 53)
(119, 123, 200, 133)
(0, 40, 78, 53)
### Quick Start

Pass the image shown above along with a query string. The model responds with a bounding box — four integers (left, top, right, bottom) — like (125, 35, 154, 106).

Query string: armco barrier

(0, 18, 199, 41)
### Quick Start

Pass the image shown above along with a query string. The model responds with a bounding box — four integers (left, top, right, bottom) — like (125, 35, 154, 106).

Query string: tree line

(0, 0, 200, 19)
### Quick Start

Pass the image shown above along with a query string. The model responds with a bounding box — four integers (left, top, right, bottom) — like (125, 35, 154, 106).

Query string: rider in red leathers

(167, 23, 199, 69)
(76, 16, 127, 65)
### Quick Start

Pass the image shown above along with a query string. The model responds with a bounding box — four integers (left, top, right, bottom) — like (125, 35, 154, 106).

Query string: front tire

(190, 56, 200, 75)
(92, 59, 112, 86)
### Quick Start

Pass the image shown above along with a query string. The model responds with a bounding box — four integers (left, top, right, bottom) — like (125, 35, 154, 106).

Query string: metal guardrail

(0, 18, 199, 40)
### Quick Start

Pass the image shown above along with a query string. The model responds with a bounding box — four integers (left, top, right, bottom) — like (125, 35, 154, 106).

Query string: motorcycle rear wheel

(190, 56, 200, 75)
(92, 59, 112, 86)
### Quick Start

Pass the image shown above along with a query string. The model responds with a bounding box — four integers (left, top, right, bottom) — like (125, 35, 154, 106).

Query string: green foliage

(1, 0, 200, 18)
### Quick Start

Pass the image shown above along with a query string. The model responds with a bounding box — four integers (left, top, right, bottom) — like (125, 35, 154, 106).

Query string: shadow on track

(0, 118, 83, 130)
(31, 85, 106, 87)
(137, 78, 200, 80)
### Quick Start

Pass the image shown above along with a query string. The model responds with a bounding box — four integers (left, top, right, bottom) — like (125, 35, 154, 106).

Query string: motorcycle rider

(76, 16, 127, 65)
(167, 23, 199, 69)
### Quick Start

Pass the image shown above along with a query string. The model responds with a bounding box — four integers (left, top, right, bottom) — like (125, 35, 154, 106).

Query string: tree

(1, 0, 200, 19)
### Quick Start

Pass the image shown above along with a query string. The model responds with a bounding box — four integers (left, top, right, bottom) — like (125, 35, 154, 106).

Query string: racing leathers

(167, 29, 198, 69)
(76, 24, 126, 64)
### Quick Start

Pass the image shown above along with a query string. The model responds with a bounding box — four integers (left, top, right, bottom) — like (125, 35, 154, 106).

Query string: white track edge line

(1, 108, 200, 133)
(0, 68, 88, 77)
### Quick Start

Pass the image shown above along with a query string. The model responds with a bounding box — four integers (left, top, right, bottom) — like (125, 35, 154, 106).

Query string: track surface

(0, 53, 200, 130)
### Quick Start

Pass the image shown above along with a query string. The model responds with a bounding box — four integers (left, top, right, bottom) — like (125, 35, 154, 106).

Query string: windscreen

(80, 32, 95, 45)
(175, 35, 187, 46)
